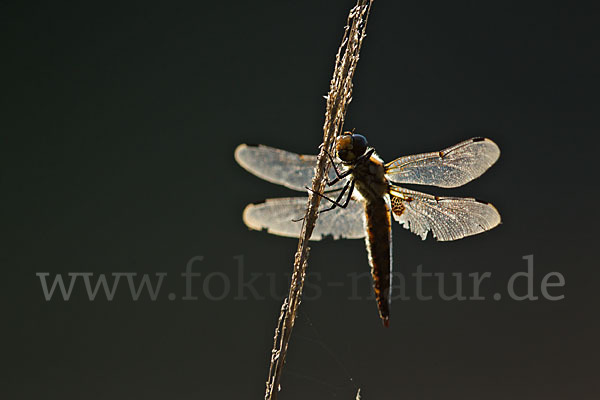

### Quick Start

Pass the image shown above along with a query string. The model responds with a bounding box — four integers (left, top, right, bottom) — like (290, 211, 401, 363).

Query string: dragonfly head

(336, 132, 368, 164)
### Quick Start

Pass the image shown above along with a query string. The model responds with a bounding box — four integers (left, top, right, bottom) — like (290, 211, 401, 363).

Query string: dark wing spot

(472, 137, 485, 142)
(391, 195, 406, 217)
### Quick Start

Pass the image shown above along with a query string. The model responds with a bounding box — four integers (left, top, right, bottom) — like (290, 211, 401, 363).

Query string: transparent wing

(234, 144, 345, 191)
(389, 185, 500, 241)
(242, 196, 365, 241)
(384, 138, 500, 188)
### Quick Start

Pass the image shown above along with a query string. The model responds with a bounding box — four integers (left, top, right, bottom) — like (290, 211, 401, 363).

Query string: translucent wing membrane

(234, 144, 345, 191)
(389, 185, 500, 241)
(242, 196, 366, 241)
(384, 138, 500, 188)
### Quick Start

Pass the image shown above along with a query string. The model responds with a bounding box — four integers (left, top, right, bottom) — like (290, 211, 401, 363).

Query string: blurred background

(2, 1, 598, 398)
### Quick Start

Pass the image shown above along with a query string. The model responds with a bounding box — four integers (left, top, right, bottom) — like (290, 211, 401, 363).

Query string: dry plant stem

(264, 1, 373, 399)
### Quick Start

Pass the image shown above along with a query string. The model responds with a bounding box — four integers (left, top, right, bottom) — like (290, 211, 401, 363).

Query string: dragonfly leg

(290, 181, 354, 222)
(307, 179, 355, 212)
(355, 148, 375, 163)
(318, 180, 355, 214)
(323, 148, 352, 186)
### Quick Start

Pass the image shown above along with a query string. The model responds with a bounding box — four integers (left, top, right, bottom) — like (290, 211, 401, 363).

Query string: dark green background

(3, 1, 598, 398)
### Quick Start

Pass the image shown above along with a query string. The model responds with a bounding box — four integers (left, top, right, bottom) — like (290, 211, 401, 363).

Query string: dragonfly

(234, 132, 501, 327)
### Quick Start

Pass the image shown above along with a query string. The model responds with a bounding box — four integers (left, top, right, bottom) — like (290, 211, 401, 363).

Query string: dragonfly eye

(336, 133, 368, 163)
(352, 134, 368, 157)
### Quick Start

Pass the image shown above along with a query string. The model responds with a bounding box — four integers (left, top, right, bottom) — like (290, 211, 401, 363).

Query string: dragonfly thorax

(336, 132, 368, 164)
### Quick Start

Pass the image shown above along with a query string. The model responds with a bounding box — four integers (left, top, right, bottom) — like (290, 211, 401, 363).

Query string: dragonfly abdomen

(363, 196, 392, 327)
